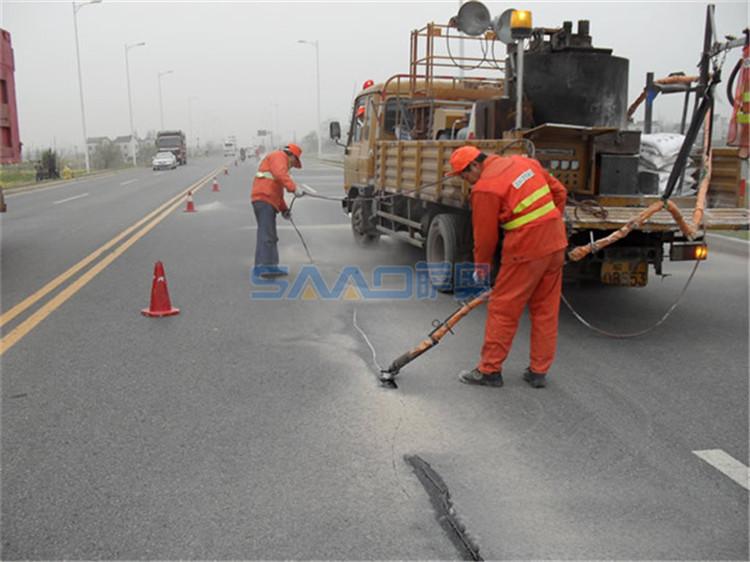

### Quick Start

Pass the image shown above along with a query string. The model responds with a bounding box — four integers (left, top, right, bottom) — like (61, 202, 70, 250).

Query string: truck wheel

(351, 198, 379, 246)
(426, 214, 462, 292)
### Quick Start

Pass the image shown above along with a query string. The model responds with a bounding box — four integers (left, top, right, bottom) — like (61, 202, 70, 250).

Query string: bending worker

(251, 143, 304, 278)
(448, 145, 568, 389)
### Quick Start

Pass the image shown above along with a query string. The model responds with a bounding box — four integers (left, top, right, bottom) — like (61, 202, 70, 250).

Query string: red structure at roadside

(0, 29, 21, 165)
(0, 29, 21, 212)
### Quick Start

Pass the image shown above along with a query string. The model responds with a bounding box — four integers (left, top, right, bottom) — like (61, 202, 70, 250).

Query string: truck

(156, 130, 187, 165)
(329, 3, 749, 290)
(0, 28, 22, 212)
(223, 136, 237, 158)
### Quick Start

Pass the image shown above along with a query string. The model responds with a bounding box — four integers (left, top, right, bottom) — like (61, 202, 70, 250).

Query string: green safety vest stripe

(512, 184, 551, 214)
(738, 112, 750, 124)
(255, 171, 274, 180)
(743, 92, 750, 103)
(502, 200, 557, 231)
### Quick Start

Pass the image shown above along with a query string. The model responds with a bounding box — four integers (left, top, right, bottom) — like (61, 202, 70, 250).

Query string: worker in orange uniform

(727, 30, 749, 159)
(448, 145, 568, 388)
(354, 105, 366, 141)
(251, 143, 304, 279)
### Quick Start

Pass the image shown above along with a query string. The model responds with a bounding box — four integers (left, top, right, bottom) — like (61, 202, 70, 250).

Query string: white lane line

(694, 449, 749, 490)
(53, 193, 89, 205)
(5, 173, 116, 198)
(120, 179, 139, 186)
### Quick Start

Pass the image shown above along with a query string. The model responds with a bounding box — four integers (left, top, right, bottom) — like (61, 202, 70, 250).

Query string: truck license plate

(601, 260, 648, 287)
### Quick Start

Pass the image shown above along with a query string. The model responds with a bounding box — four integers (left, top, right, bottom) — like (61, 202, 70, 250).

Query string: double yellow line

(0, 168, 221, 357)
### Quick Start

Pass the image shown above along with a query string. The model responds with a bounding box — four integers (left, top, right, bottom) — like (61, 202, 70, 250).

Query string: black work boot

(257, 266, 288, 279)
(459, 368, 504, 387)
(523, 369, 547, 388)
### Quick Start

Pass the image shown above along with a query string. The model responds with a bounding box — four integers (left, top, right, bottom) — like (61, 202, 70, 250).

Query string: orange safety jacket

(471, 154, 568, 270)
(251, 150, 298, 212)
(727, 41, 749, 158)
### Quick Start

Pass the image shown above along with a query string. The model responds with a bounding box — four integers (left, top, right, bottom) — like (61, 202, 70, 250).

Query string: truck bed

(375, 140, 749, 232)
(568, 204, 749, 231)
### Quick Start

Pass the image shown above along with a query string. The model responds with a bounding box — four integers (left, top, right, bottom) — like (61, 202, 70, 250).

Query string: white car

(152, 151, 177, 170)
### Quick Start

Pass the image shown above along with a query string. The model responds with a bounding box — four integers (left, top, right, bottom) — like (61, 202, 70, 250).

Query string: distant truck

(329, 6, 748, 290)
(223, 136, 237, 157)
(0, 28, 22, 212)
(156, 130, 187, 165)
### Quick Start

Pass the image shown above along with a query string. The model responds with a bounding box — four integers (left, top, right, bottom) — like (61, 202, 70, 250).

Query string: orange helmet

(284, 143, 302, 168)
(356, 106, 366, 118)
(448, 145, 481, 175)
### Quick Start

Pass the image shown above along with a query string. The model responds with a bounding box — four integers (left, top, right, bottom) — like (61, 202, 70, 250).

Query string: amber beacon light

(510, 10, 533, 39)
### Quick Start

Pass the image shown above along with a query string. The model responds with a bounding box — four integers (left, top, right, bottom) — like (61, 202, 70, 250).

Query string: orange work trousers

(478, 249, 565, 375)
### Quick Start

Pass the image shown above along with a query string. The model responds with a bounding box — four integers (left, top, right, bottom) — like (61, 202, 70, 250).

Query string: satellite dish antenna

(455, 1, 491, 36)
(493, 8, 516, 44)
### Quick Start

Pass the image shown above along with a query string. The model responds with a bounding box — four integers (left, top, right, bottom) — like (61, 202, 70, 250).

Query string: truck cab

(223, 137, 237, 158)
(156, 130, 187, 165)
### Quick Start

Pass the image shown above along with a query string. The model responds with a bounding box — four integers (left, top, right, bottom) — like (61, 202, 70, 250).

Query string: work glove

(451, 265, 487, 300)
(293, 185, 306, 198)
(281, 209, 292, 220)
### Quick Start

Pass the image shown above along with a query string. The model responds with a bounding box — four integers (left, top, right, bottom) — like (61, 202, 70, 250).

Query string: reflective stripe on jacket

(737, 91, 750, 125)
(471, 154, 568, 267)
(502, 185, 557, 230)
(251, 150, 298, 212)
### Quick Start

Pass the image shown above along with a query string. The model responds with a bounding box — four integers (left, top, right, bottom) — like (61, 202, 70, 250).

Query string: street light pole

(458, 0, 465, 81)
(188, 96, 198, 153)
(72, 0, 102, 173)
(157, 70, 173, 130)
(125, 41, 145, 166)
(273, 103, 280, 148)
(298, 39, 322, 159)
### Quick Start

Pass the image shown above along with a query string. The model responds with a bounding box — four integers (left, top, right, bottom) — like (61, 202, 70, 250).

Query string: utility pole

(188, 96, 198, 155)
(125, 41, 145, 166)
(72, 0, 102, 173)
(297, 39, 322, 159)
(157, 69, 174, 130)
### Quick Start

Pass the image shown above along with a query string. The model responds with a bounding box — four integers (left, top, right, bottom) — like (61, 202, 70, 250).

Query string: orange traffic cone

(211, 178, 220, 192)
(184, 190, 197, 212)
(142, 261, 180, 317)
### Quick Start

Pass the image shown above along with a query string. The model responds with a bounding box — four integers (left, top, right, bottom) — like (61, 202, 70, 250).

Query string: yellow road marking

(0, 167, 221, 355)
(0, 169, 219, 329)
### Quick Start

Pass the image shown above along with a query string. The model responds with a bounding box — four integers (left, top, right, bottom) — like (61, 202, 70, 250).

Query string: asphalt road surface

(1, 156, 748, 560)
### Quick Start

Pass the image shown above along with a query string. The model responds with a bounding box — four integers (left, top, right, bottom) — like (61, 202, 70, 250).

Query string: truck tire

(351, 198, 379, 246)
(426, 213, 463, 292)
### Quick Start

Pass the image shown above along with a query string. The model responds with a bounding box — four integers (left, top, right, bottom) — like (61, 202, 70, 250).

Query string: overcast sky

(2, 0, 746, 152)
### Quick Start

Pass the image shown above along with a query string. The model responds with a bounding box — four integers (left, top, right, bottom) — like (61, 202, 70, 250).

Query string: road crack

(404, 454, 483, 561)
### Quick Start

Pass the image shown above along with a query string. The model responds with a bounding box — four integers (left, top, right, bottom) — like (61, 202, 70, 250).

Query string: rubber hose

(726, 57, 741, 106)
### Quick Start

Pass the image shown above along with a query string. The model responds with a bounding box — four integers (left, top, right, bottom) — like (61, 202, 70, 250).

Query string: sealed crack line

(352, 307, 385, 374)
(352, 307, 411, 498)
(405, 454, 483, 561)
